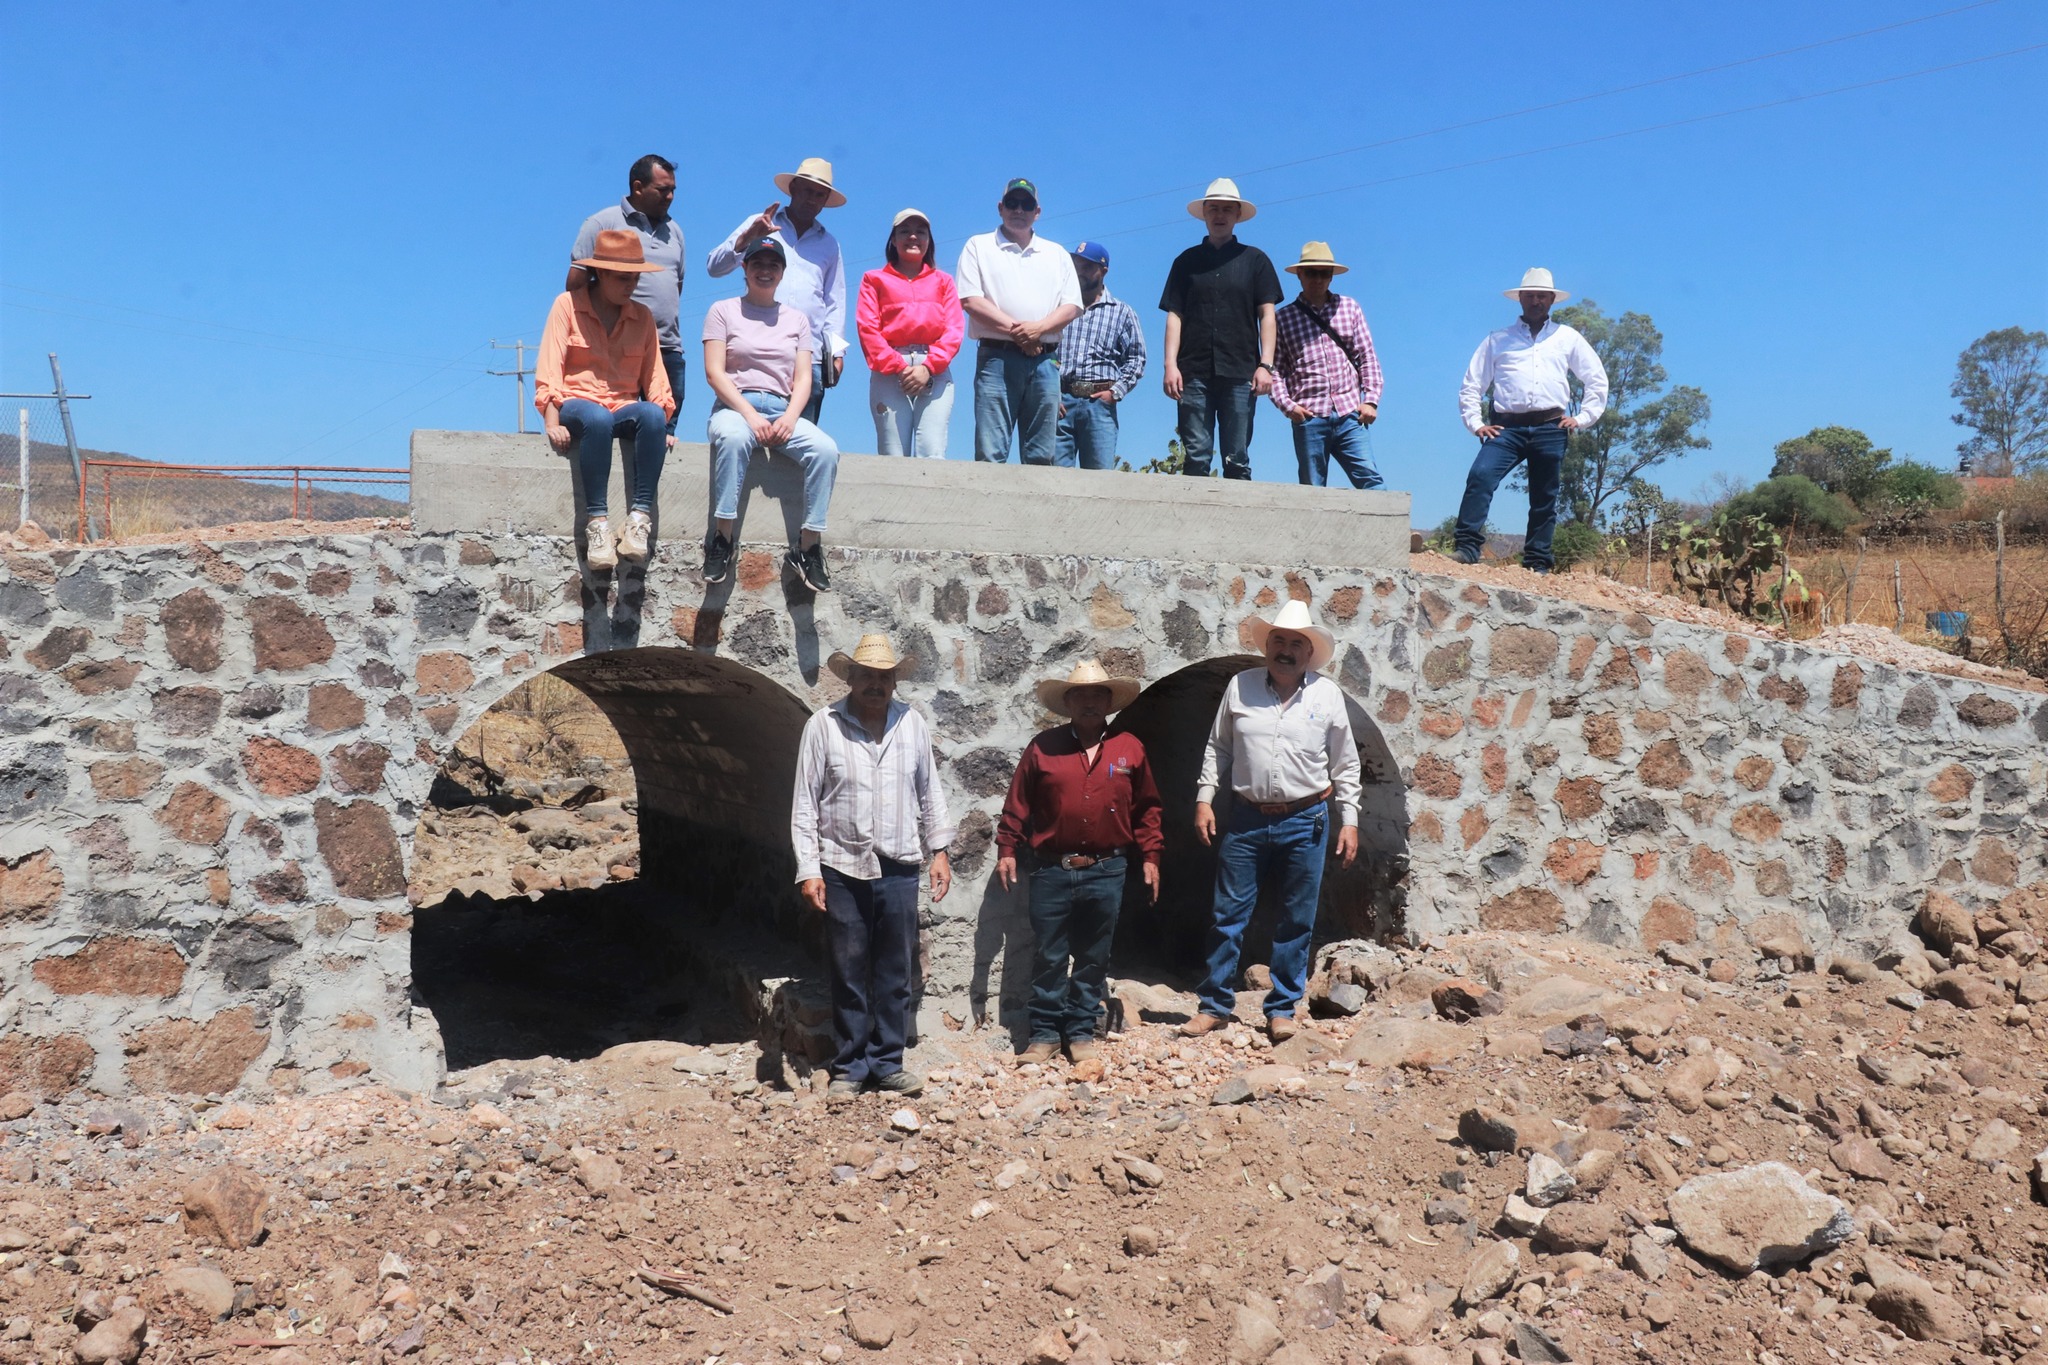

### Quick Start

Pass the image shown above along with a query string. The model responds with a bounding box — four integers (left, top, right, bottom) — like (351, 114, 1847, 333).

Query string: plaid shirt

(1056, 289, 1147, 399)
(1270, 293, 1383, 417)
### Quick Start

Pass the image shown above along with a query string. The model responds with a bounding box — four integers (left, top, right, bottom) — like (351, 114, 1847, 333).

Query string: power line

(276, 342, 493, 462)
(488, 340, 535, 434)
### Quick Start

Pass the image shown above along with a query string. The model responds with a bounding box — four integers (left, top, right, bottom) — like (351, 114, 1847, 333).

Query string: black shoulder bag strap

(1297, 295, 1359, 368)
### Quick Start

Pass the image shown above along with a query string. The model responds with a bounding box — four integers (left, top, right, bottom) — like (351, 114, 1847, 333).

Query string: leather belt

(1251, 788, 1332, 818)
(1062, 378, 1113, 397)
(1053, 849, 1128, 870)
(1494, 407, 1565, 429)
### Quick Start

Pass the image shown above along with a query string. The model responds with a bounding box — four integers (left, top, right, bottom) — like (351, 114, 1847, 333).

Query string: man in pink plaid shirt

(1269, 241, 1384, 489)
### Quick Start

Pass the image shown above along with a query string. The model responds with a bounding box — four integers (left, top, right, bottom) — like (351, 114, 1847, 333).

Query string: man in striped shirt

(1055, 241, 1147, 470)
(793, 634, 956, 1099)
(1270, 241, 1383, 489)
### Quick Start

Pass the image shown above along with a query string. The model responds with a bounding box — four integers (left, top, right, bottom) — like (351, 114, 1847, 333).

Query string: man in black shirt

(1159, 178, 1283, 479)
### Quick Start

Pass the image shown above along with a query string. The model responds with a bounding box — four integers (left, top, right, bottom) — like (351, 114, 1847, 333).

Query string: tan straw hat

(774, 157, 848, 208)
(1244, 599, 1336, 673)
(1503, 266, 1570, 302)
(1285, 241, 1350, 276)
(573, 228, 665, 274)
(826, 633, 911, 681)
(1186, 176, 1257, 221)
(1034, 659, 1143, 717)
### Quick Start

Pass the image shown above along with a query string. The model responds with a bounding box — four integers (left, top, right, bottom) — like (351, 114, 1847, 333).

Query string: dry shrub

(1961, 474, 2048, 534)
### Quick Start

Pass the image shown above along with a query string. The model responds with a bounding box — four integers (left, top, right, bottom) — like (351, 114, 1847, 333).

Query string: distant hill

(6, 439, 407, 539)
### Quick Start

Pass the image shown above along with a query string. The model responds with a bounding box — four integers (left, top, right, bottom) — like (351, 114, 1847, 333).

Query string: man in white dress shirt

(792, 634, 955, 1099)
(708, 157, 848, 426)
(1184, 599, 1361, 1043)
(956, 177, 1083, 465)
(1453, 268, 1610, 573)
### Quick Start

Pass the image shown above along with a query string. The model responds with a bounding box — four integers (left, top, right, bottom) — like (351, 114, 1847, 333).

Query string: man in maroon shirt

(996, 659, 1164, 1064)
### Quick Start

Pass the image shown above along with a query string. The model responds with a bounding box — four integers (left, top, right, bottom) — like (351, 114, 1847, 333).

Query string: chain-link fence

(2, 399, 80, 532)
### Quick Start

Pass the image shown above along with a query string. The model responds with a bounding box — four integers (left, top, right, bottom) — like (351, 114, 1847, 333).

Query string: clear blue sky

(3, 0, 2043, 526)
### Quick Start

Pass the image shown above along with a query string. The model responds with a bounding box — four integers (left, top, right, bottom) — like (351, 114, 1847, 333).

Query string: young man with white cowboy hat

(792, 634, 955, 1099)
(1160, 177, 1284, 480)
(1186, 598, 1362, 1042)
(994, 660, 1164, 1064)
(707, 157, 849, 425)
(1271, 241, 1385, 489)
(1452, 267, 1610, 573)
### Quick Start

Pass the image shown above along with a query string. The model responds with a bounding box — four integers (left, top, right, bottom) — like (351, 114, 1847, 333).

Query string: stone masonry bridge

(0, 433, 2042, 1098)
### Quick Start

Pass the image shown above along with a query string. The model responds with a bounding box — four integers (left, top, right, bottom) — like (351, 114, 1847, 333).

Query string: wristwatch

(1254, 363, 1273, 374)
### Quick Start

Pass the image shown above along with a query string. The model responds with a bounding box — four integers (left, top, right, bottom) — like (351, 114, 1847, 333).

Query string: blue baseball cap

(1071, 240, 1109, 266)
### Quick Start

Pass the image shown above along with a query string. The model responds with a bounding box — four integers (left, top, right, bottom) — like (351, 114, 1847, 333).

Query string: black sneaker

(789, 542, 832, 592)
(703, 531, 734, 584)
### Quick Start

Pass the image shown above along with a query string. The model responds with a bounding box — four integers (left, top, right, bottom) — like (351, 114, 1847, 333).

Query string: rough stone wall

(2, 531, 2043, 1099)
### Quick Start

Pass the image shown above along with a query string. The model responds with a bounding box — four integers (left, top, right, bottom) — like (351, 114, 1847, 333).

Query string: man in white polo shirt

(956, 178, 1082, 465)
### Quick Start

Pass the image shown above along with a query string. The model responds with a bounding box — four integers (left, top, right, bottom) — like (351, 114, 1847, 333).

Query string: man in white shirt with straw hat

(1160, 177, 1284, 480)
(1453, 267, 1610, 572)
(708, 157, 849, 425)
(1185, 599, 1361, 1042)
(792, 633, 955, 1099)
(994, 660, 1164, 1066)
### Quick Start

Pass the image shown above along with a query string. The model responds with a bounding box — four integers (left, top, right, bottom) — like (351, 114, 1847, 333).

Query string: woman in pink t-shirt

(855, 209, 963, 458)
(702, 238, 841, 592)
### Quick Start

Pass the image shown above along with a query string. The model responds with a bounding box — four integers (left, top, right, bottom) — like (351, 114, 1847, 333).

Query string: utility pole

(1, 353, 94, 537)
(488, 340, 533, 434)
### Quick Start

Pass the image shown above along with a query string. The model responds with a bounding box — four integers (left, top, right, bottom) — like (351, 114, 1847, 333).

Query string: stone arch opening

(409, 647, 824, 1070)
(1108, 655, 1409, 984)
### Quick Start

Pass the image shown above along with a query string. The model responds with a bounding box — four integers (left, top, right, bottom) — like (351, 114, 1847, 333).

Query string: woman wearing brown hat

(536, 229, 677, 571)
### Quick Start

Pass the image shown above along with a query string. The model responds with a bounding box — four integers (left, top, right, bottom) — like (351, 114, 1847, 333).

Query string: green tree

(1769, 426, 1892, 505)
(1550, 301, 1711, 527)
(1871, 459, 1964, 510)
(1951, 327, 2048, 476)
(1121, 437, 1206, 476)
(1720, 474, 1857, 537)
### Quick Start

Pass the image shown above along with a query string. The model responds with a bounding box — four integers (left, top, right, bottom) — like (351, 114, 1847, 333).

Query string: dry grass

(456, 674, 631, 784)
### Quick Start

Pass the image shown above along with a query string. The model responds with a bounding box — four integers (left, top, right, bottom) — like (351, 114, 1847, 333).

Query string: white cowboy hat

(826, 633, 912, 681)
(1186, 176, 1257, 221)
(1285, 241, 1350, 276)
(1244, 599, 1336, 673)
(1034, 658, 1143, 717)
(774, 157, 848, 208)
(1503, 266, 1570, 303)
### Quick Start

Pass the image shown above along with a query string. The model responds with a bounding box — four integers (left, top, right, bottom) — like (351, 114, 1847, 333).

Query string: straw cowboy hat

(827, 633, 912, 681)
(774, 157, 848, 208)
(1285, 241, 1350, 276)
(1244, 599, 1336, 673)
(1186, 176, 1257, 221)
(1034, 659, 1142, 717)
(573, 228, 665, 274)
(1503, 266, 1570, 302)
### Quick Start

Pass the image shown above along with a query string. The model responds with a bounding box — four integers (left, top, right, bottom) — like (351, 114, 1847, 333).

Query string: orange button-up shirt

(534, 289, 676, 419)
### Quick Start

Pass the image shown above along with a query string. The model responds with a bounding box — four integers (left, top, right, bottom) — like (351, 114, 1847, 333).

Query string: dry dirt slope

(6, 883, 2048, 1365)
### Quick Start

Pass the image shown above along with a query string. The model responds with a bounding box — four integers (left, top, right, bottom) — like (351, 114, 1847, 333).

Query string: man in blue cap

(1055, 241, 1147, 471)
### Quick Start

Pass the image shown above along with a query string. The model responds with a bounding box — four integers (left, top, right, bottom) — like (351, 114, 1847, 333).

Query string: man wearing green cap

(956, 178, 1083, 465)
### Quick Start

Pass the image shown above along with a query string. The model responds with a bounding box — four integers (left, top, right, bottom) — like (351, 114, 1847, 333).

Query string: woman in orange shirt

(535, 230, 677, 570)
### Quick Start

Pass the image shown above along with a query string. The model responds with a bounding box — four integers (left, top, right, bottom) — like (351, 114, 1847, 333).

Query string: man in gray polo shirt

(570, 154, 686, 439)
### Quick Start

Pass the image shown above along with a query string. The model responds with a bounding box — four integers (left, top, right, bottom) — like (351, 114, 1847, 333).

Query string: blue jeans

(1026, 855, 1126, 1042)
(973, 343, 1061, 465)
(1056, 393, 1120, 470)
(707, 392, 840, 533)
(869, 349, 954, 458)
(1292, 414, 1382, 489)
(802, 357, 830, 426)
(1196, 801, 1330, 1021)
(1456, 422, 1568, 571)
(822, 860, 920, 1083)
(1177, 374, 1256, 479)
(660, 349, 686, 436)
(559, 398, 667, 518)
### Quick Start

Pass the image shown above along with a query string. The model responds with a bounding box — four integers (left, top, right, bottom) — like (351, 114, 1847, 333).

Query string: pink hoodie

(856, 264, 964, 375)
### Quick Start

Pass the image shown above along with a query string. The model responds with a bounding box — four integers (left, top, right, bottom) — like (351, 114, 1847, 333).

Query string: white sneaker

(616, 510, 653, 562)
(584, 517, 617, 571)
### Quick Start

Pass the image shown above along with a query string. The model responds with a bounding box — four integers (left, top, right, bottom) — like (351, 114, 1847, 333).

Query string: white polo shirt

(955, 228, 1082, 343)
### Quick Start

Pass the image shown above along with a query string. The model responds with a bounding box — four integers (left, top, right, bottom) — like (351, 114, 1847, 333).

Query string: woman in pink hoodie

(856, 209, 963, 457)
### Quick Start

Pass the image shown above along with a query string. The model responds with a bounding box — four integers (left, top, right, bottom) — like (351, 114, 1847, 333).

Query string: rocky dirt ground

(8, 882, 2048, 1365)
